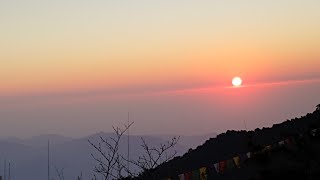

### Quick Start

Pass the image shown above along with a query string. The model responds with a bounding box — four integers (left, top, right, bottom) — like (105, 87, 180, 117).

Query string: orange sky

(0, 0, 320, 137)
(1, 0, 320, 95)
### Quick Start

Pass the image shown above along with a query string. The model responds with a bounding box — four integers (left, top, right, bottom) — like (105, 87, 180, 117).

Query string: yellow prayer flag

(233, 156, 241, 168)
(199, 167, 207, 180)
(265, 145, 272, 151)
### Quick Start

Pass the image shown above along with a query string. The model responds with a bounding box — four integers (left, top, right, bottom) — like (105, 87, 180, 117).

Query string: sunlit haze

(1, 0, 320, 138)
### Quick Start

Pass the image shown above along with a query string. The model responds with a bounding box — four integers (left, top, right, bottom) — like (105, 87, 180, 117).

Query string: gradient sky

(1, 0, 320, 138)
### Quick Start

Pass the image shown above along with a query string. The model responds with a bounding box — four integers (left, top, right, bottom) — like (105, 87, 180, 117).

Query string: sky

(0, 0, 320, 138)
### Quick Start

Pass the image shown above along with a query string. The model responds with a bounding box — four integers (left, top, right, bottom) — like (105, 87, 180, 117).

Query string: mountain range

(3, 107, 319, 180)
(0, 132, 216, 180)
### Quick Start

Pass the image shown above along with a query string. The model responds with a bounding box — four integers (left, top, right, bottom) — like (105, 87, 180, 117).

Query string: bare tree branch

(55, 166, 65, 180)
(89, 122, 133, 180)
(89, 121, 179, 180)
(121, 136, 180, 179)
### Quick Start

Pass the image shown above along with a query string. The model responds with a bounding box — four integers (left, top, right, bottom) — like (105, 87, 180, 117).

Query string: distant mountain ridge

(0, 132, 214, 180)
(2, 134, 74, 148)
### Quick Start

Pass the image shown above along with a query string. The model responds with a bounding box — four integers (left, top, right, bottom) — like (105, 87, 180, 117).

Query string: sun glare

(232, 77, 242, 87)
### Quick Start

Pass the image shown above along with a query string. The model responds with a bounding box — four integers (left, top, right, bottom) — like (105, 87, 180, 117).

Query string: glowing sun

(232, 77, 243, 87)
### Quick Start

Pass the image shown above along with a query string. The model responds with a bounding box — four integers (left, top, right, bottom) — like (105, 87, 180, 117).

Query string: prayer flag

(285, 138, 292, 145)
(219, 160, 227, 173)
(278, 140, 285, 146)
(227, 159, 235, 169)
(311, 129, 317, 136)
(192, 169, 200, 180)
(239, 153, 248, 162)
(233, 156, 241, 168)
(185, 172, 192, 180)
(178, 174, 185, 180)
(213, 163, 219, 173)
(264, 145, 272, 152)
(199, 167, 207, 180)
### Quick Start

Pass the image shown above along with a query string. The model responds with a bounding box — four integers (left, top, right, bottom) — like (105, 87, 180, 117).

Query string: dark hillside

(141, 106, 320, 180)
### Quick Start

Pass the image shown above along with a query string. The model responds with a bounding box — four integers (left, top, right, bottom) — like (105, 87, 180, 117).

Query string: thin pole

(48, 140, 50, 180)
(4, 160, 6, 180)
(8, 162, 10, 180)
(127, 112, 130, 176)
(243, 119, 248, 131)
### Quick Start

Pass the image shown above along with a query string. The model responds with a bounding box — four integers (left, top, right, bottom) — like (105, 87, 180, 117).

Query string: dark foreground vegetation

(143, 104, 320, 180)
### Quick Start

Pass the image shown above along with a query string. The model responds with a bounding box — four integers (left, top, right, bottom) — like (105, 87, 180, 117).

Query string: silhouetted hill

(148, 107, 320, 179)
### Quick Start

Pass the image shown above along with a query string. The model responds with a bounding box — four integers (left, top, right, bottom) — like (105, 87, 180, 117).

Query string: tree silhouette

(89, 123, 133, 180)
(89, 122, 179, 180)
(55, 166, 65, 180)
(122, 136, 179, 179)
